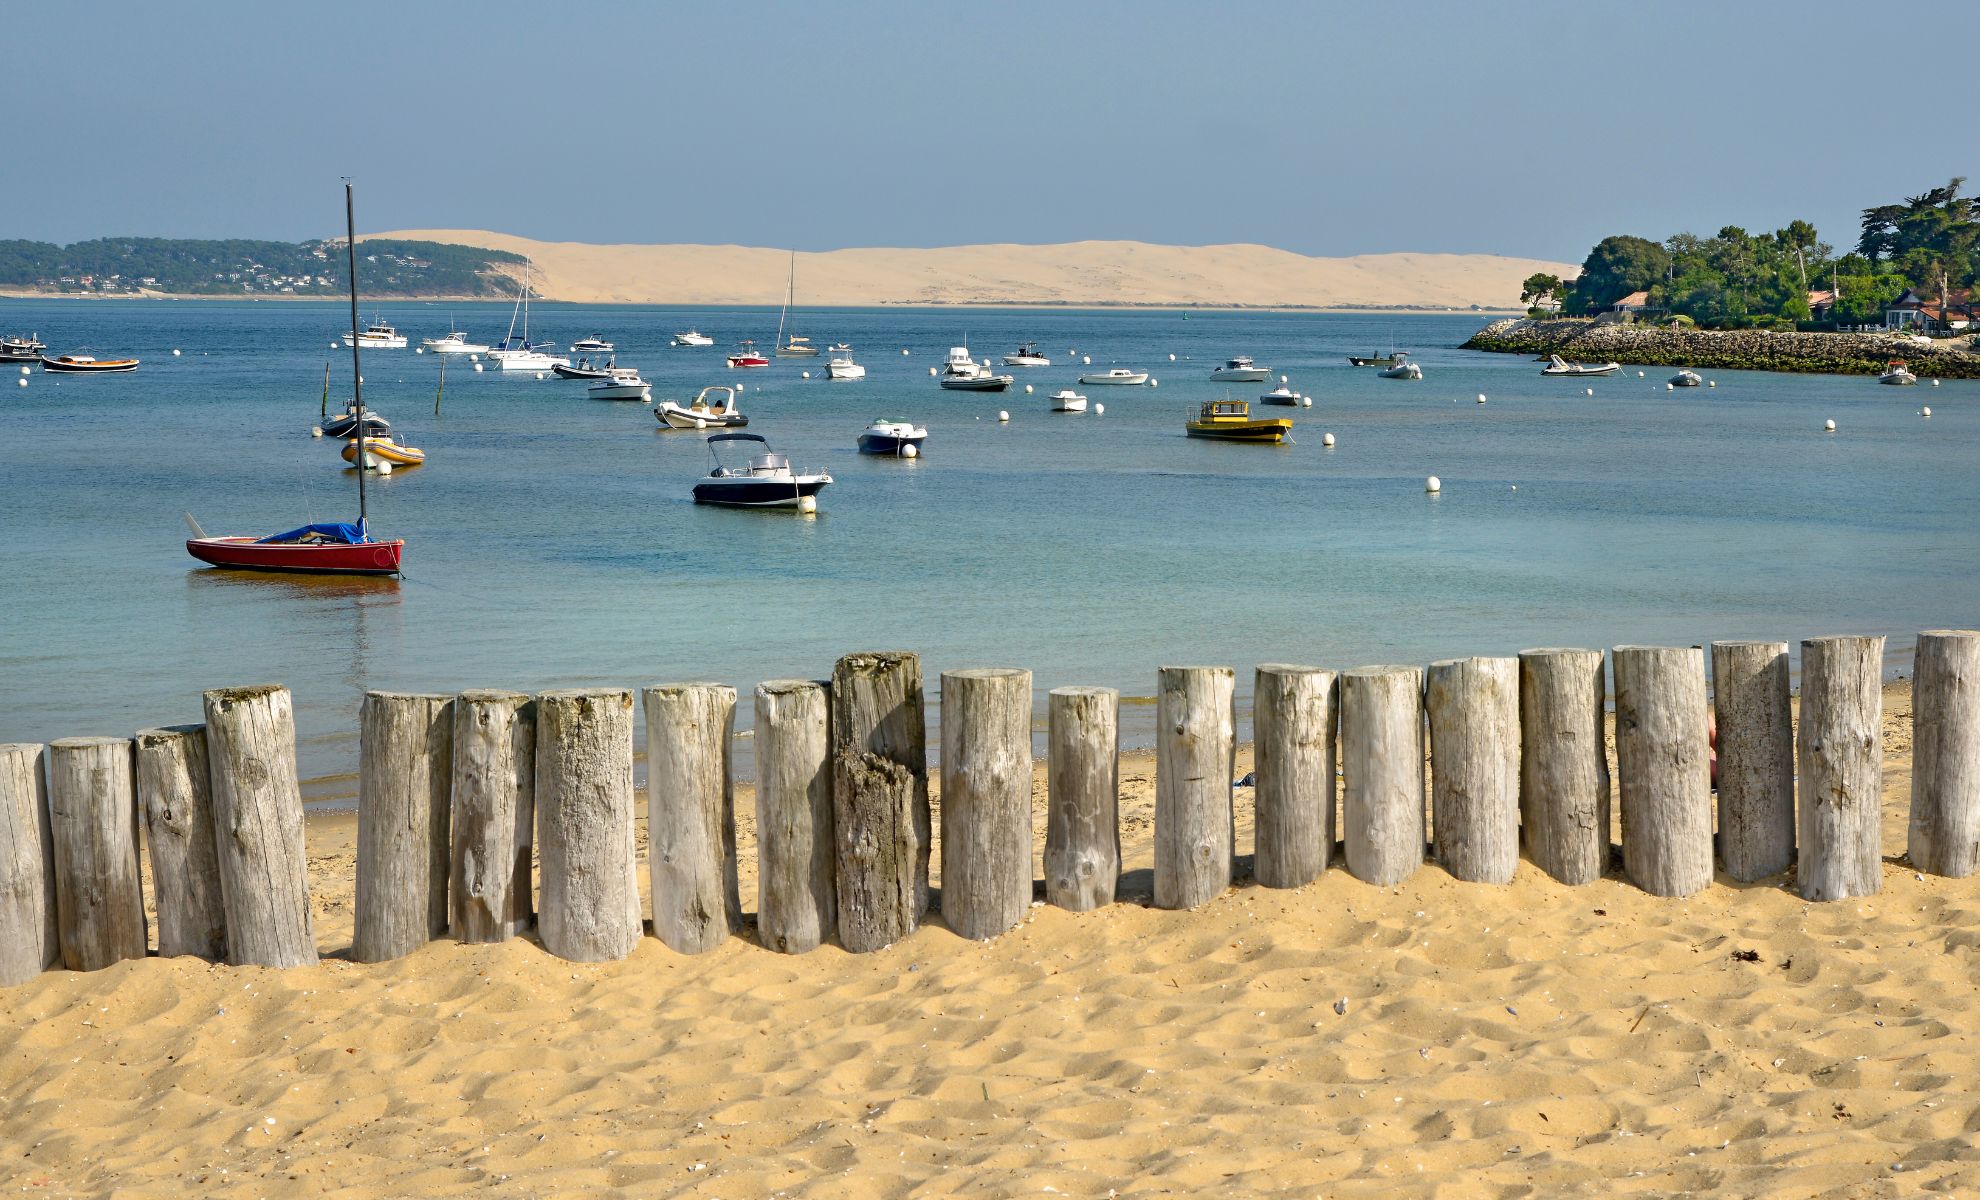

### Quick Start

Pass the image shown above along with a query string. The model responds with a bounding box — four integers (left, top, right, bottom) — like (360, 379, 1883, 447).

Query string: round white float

(1824, 419, 1836, 431)
(1024, 384, 1033, 394)
(1585, 387, 1594, 396)
(1932, 379, 1941, 386)
(695, 418, 707, 430)
(172, 349, 182, 357)
(902, 444, 919, 459)
(928, 366, 937, 377)
(1922, 406, 1933, 417)
(376, 460, 392, 476)
(1149, 379, 1158, 388)
(801, 371, 810, 379)
(1301, 397, 1313, 407)
(1667, 382, 1674, 390)
(1082, 356, 1092, 366)
(15, 377, 25, 389)
(1426, 476, 1441, 493)
(310, 426, 323, 438)
(1169, 354, 1177, 362)
(1093, 403, 1104, 415)
(997, 410, 1009, 423)
(1708, 380, 1716, 387)
(901, 348, 909, 356)
(473, 363, 484, 372)
(1637, 370, 1644, 377)
(534, 372, 544, 380)
(1477, 393, 1486, 403)
(798, 495, 817, 514)
(18, 366, 27, 376)
(416, 347, 424, 354)
(1321, 432, 1335, 447)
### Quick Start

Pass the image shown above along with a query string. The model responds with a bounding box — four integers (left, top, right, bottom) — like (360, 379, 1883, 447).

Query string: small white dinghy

(1048, 389, 1088, 412)
(1878, 361, 1918, 385)
(1378, 356, 1423, 380)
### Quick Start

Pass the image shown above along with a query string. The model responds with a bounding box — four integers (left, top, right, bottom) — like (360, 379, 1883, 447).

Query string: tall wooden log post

(535, 689, 640, 963)
(1426, 657, 1519, 885)
(644, 683, 741, 955)
(755, 680, 836, 953)
(940, 668, 1033, 939)
(1797, 635, 1885, 901)
(1517, 649, 1611, 884)
(450, 690, 535, 943)
(1612, 647, 1713, 898)
(1253, 665, 1337, 888)
(830, 652, 929, 953)
(46, 737, 146, 970)
(1340, 666, 1425, 886)
(1911, 630, 1980, 877)
(202, 685, 317, 967)
(354, 692, 454, 963)
(1045, 686, 1120, 911)
(1155, 666, 1235, 909)
(0, 744, 57, 985)
(1710, 640, 1795, 880)
(134, 725, 226, 959)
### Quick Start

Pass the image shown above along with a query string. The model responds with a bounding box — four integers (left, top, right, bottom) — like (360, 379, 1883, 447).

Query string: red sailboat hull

(186, 536, 404, 575)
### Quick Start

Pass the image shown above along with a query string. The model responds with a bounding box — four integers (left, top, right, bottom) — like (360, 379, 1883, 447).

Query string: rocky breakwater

(1463, 317, 1980, 378)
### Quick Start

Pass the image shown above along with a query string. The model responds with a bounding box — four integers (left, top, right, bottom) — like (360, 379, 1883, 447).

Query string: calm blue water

(2, 299, 1976, 795)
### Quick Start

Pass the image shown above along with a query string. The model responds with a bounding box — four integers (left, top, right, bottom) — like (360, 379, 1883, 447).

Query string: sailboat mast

(344, 182, 367, 527)
(776, 250, 793, 349)
(521, 258, 531, 345)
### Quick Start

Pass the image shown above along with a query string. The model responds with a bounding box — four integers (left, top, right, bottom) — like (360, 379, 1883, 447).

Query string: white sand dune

(374, 229, 1572, 310)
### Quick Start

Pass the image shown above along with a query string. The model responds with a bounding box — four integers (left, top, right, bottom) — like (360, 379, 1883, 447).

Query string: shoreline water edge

(1464, 316, 1980, 378)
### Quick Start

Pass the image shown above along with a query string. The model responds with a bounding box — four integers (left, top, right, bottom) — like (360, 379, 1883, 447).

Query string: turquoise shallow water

(2, 299, 1975, 793)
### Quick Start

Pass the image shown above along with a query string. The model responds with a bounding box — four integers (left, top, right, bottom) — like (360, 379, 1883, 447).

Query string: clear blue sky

(9, 0, 1975, 263)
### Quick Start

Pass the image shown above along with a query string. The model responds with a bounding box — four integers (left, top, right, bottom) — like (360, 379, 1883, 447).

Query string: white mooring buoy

(1082, 356, 1091, 366)
(1301, 396, 1313, 407)
(902, 443, 919, 459)
(1426, 476, 1441, 493)
(1477, 394, 1487, 404)
(799, 495, 818, 514)
(473, 363, 484, 372)
(1708, 380, 1716, 387)
(801, 371, 810, 379)
(1024, 383, 1033, 394)
(1667, 382, 1674, 391)
(1149, 379, 1158, 388)
(15, 377, 25, 389)
(997, 410, 1010, 423)
(1932, 379, 1941, 386)
(1824, 419, 1836, 432)
(310, 426, 323, 438)
(18, 366, 27, 376)
(1093, 403, 1104, 415)
(1321, 432, 1335, 447)
(1922, 406, 1933, 417)
(376, 459, 392, 476)
(1637, 370, 1644, 377)
(1585, 387, 1594, 396)
(901, 348, 909, 356)
(172, 349, 182, 357)
(928, 366, 937, 377)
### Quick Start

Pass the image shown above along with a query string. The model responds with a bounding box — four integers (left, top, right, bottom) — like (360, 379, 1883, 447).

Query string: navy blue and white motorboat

(321, 399, 392, 439)
(857, 419, 927, 456)
(692, 433, 832, 510)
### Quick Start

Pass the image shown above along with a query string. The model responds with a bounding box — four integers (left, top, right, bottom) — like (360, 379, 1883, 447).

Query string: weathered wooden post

(202, 685, 317, 967)
(450, 690, 535, 943)
(1155, 665, 1235, 909)
(1911, 629, 1980, 878)
(1710, 640, 1795, 880)
(1340, 666, 1425, 886)
(535, 688, 640, 962)
(755, 680, 835, 953)
(0, 744, 57, 986)
(831, 651, 929, 952)
(1252, 665, 1337, 888)
(1517, 648, 1611, 884)
(1426, 656, 1519, 885)
(1612, 646, 1713, 897)
(134, 725, 226, 959)
(1798, 635, 1885, 901)
(354, 692, 454, 963)
(939, 668, 1032, 939)
(644, 683, 741, 955)
(1045, 686, 1119, 911)
(46, 737, 146, 970)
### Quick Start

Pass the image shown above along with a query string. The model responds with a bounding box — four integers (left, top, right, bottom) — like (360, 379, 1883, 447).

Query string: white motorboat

(344, 315, 407, 349)
(0, 332, 46, 362)
(485, 259, 569, 370)
(1078, 367, 1150, 385)
(672, 330, 715, 347)
(941, 344, 981, 377)
(826, 344, 866, 380)
(858, 419, 927, 455)
(421, 325, 488, 354)
(692, 432, 829, 510)
(570, 336, 614, 353)
(1210, 356, 1271, 382)
(1878, 361, 1918, 385)
(1379, 356, 1423, 380)
(1540, 354, 1621, 377)
(588, 367, 651, 402)
(1003, 340, 1051, 367)
(656, 385, 747, 429)
(940, 369, 1014, 391)
(1258, 382, 1302, 405)
(1670, 369, 1703, 387)
(1048, 389, 1088, 413)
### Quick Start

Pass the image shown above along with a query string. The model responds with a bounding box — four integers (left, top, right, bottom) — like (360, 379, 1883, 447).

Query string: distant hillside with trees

(1517, 178, 1977, 331)
(0, 237, 525, 297)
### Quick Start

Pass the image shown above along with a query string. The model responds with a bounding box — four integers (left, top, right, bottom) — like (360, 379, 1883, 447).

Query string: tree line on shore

(0, 237, 524, 297)
(1518, 178, 1977, 331)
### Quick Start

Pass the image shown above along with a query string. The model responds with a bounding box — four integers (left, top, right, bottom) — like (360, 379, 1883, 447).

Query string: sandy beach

(4, 680, 1977, 1196)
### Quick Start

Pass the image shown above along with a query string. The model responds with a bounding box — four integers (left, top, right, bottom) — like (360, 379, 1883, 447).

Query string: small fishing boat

(341, 435, 427, 468)
(1258, 382, 1302, 405)
(1078, 367, 1149, 385)
(1670, 369, 1703, 387)
(1348, 351, 1409, 368)
(1185, 398, 1292, 444)
(570, 336, 614, 353)
(588, 368, 651, 402)
(940, 368, 1013, 391)
(672, 330, 714, 347)
(826, 344, 866, 380)
(421, 325, 488, 354)
(344, 316, 407, 349)
(1003, 340, 1051, 367)
(321, 399, 391, 439)
(727, 340, 770, 368)
(1878, 361, 1918, 385)
(656, 385, 747, 429)
(552, 357, 615, 380)
(0, 333, 45, 362)
(1210, 356, 1271, 382)
(693, 432, 831, 510)
(1540, 354, 1621, 377)
(1048, 389, 1088, 413)
(857, 419, 927, 455)
(1379, 356, 1423, 380)
(40, 354, 139, 373)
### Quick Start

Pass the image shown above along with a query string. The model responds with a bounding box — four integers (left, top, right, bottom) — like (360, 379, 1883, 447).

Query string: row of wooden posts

(2, 632, 1978, 987)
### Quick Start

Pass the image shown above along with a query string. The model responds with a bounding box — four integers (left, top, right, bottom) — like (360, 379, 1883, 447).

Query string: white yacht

(344, 316, 407, 349)
(672, 330, 715, 347)
(1003, 340, 1051, 367)
(942, 345, 983, 378)
(1379, 356, 1424, 380)
(421, 325, 488, 354)
(484, 259, 570, 371)
(826, 343, 866, 380)
(1078, 367, 1150, 385)
(1258, 382, 1302, 405)
(1210, 355, 1271, 382)
(1878, 361, 1918, 385)
(570, 336, 614, 353)
(587, 367, 651, 402)
(1049, 389, 1088, 413)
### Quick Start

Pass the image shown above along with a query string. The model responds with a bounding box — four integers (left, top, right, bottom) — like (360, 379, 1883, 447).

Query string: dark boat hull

(552, 364, 611, 380)
(939, 376, 1013, 392)
(858, 433, 927, 455)
(186, 537, 404, 575)
(321, 415, 391, 438)
(692, 479, 830, 507)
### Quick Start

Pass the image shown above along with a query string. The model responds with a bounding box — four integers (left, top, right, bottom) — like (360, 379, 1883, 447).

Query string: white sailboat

(774, 251, 818, 356)
(485, 259, 570, 372)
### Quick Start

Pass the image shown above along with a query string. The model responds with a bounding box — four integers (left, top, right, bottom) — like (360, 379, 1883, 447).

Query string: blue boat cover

(254, 520, 368, 546)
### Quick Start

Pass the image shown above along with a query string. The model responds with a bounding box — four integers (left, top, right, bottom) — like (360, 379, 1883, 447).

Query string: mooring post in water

(1252, 665, 1337, 889)
(1154, 665, 1235, 909)
(1613, 647, 1713, 898)
(1426, 656, 1519, 885)
(47, 737, 146, 971)
(939, 668, 1033, 940)
(450, 690, 535, 943)
(1517, 648, 1611, 884)
(1340, 666, 1425, 887)
(1910, 630, 1980, 878)
(135, 725, 227, 960)
(755, 679, 835, 953)
(0, 744, 57, 985)
(1710, 641, 1795, 881)
(1045, 686, 1120, 911)
(202, 684, 318, 967)
(354, 692, 454, 964)
(534, 689, 641, 963)
(830, 652, 929, 953)
(1796, 635, 1885, 901)
(643, 683, 741, 955)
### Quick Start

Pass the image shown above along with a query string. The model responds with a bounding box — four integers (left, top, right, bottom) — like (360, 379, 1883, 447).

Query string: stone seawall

(1463, 317, 1980, 378)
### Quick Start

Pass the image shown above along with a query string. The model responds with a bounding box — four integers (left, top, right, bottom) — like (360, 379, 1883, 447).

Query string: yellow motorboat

(341, 435, 427, 468)
(1185, 398, 1292, 443)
